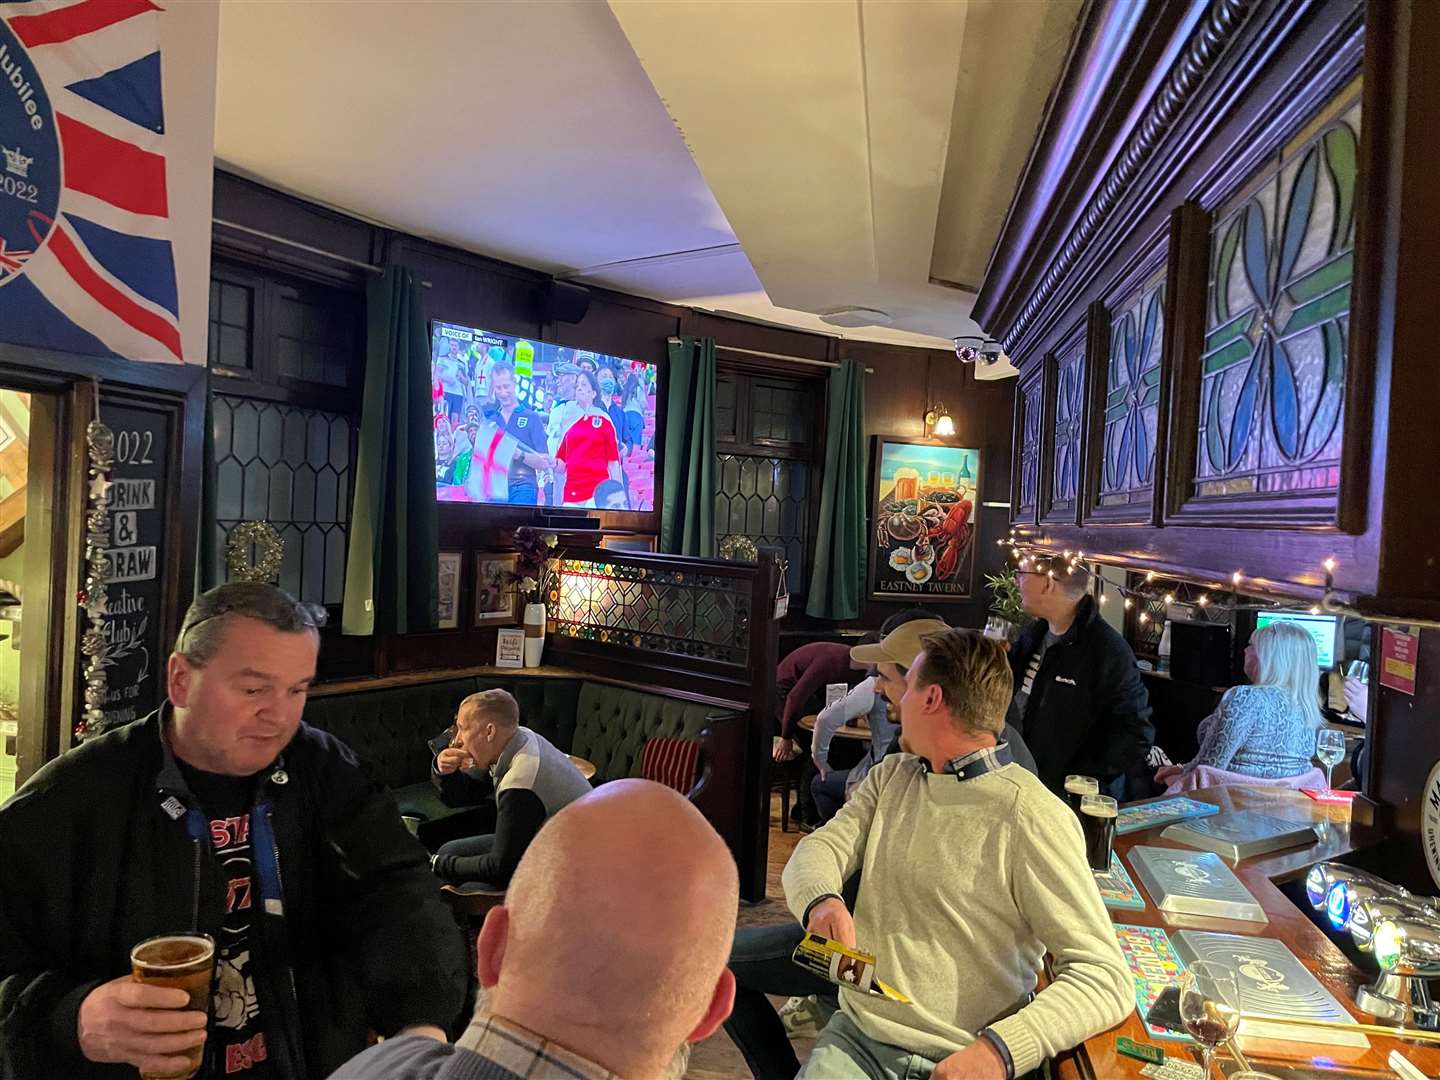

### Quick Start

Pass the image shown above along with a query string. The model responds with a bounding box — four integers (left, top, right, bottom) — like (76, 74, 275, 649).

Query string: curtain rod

(671, 339, 873, 374)
(212, 219, 432, 287)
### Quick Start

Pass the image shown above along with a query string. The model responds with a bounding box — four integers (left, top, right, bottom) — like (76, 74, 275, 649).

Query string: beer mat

(1139, 1062, 1205, 1080)
(1117, 797, 1221, 835)
(1172, 931, 1368, 1049)
(1114, 924, 1190, 1043)
(1129, 846, 1268, 923)
(1301, 788, 1356, 804)
(790, 932, 910, 1003)
(1094, 852, 1146, 910)
(1160, 811, 1319, 861)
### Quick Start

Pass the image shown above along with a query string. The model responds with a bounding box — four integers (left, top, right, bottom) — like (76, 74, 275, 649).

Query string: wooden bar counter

(1056, 786, 1440, 1079)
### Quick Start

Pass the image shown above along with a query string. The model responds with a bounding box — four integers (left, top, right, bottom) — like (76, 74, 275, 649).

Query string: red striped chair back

(640, 736, 702, 796)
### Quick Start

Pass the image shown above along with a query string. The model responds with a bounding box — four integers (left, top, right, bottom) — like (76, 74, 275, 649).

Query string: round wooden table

(798, 713, 871, 741)
(568, 754, 596, 780)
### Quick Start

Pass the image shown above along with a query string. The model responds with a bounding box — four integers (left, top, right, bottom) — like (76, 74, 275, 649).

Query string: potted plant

(510, 527, 560, 667)
(983, 568, 1025, 643)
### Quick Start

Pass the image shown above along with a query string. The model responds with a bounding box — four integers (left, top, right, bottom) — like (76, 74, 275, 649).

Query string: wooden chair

(770, 755, 805, 833)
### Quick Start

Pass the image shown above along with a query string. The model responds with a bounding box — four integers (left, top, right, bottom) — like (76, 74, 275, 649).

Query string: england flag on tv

(0, 0, 182, 362)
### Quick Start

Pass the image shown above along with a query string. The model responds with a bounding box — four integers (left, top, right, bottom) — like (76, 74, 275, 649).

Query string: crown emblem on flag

(1, 146, 32, 178)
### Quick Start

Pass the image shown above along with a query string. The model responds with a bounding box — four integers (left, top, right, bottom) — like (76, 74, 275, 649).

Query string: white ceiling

(214, 0, 1077, 357)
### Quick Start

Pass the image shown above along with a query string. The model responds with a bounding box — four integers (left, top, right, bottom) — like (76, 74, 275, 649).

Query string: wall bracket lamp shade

(924, 403, 955, 438)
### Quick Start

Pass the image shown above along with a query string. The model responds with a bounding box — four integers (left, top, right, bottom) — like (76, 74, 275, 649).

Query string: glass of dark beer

(1080, 793, 1118, 872)
(130, 933, 214, 1080)
(1064, 774, 1098, 815)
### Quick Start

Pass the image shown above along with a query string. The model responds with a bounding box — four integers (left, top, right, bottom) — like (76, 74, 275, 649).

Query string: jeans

(725, 874, 861, 1079)
(812, 769, 850, 825)
(723, 922, 833, 1080)
(435, 834, 502, 889)
(507, 479, 538, 505)
(799, 1012, 940, 1080)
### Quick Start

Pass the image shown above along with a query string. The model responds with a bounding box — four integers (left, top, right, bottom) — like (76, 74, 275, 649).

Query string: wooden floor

(684, 794, 814, 1080)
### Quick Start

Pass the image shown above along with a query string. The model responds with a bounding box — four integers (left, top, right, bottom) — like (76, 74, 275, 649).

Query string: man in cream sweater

(784, 628, 1132, 1079)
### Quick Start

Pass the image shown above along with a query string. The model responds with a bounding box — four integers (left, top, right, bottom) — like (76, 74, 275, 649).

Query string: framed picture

(473, 552, 519, 626)
(437, 551, 463, 629)
(869, 437, 981, 602)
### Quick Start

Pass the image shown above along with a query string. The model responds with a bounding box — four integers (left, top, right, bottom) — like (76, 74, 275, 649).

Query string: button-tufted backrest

(304, 678, 477, 791)
(572, 683, 732, 782)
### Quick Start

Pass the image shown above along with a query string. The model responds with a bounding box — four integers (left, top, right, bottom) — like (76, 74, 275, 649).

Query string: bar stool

(771, 756, 805, 832)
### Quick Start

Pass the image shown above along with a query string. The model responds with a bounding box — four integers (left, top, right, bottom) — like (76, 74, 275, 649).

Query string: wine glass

(1179, 961, 1241, 1078)
(1316, 728, 1347, 790)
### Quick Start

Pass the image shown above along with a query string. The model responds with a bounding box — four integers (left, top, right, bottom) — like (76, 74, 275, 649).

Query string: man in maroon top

(774, 642, 854, 763)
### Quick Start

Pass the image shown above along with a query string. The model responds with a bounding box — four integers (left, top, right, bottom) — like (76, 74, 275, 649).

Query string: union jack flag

(0, 0, 181, 362)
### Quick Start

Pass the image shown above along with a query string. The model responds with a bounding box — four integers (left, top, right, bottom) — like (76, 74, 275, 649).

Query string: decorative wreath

(227, 520, 285, 583)
(719, 535, 759, 562)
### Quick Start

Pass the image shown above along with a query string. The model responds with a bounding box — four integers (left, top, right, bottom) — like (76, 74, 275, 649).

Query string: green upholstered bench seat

(304, 674, 738, 823)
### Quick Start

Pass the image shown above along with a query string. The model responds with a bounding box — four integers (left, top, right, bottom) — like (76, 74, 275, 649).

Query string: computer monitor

(1254, 611, 1338, 668)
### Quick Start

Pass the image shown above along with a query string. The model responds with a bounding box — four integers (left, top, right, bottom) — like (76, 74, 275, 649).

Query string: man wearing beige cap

(849, 619, 1035, 777)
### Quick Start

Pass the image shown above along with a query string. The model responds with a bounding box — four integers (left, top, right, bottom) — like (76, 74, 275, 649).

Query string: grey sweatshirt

(782, 754, 1132, 1074)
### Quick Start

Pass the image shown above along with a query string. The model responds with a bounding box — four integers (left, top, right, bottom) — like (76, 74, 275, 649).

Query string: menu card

(1117, 797, 1220, 835)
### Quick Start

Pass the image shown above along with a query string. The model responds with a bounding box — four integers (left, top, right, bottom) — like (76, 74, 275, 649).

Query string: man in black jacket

(1007, 560, 1154, 799)
(0, 583, 468, 1080)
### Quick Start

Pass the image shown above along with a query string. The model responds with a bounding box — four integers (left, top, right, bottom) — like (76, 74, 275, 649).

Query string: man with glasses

(0, 583, 467, 1080)
(1008, 558, 1153, 799)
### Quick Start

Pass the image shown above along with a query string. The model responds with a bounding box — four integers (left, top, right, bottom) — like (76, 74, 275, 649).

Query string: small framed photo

(474, 552, 519, 626)
(437, 551, 463, 629)
(495, 627, 525, 668)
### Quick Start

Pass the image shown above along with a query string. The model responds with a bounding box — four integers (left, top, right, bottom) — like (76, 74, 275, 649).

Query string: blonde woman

(1156, 621, 1324, 783)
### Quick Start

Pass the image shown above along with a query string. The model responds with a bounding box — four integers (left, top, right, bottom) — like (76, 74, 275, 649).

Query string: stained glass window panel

(1195, 85, 1360, 501)
(1016, 377, 1043, 515)
(1101, 267, 1166, 508)
(1049, 345, 1085, 512)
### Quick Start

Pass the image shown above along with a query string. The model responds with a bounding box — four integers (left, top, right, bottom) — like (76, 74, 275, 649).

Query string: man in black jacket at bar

(0, 583, 468, 1080)
(1007, 558, 1154, 800)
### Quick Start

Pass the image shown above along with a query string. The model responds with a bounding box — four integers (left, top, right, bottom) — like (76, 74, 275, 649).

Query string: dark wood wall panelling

(211, 172, 1013, 679)
(970, 0, 1431, 606)
(973, 0, 1440, 860)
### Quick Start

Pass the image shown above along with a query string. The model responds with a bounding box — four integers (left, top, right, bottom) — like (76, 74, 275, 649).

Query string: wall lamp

(923, 403, 955, 438)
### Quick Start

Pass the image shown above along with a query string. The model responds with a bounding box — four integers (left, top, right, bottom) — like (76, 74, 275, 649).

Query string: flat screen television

(429, 321, 658, 511)
(1254, 610, 1338, 668)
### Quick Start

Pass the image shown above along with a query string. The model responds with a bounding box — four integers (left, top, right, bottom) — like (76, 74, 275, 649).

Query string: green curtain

(341, 265, 438, 635)
(807, 358, 867, 619)
(659, 336, 716, 557)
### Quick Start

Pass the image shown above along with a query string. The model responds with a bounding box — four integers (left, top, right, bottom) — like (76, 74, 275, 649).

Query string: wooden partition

(543, 548, 781, 901)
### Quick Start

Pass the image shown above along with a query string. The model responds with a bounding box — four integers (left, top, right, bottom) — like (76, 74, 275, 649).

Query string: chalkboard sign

(94, 401, 169, 730)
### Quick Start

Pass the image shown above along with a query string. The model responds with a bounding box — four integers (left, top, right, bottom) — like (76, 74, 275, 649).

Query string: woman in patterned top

(1155, 621, 1324, 783)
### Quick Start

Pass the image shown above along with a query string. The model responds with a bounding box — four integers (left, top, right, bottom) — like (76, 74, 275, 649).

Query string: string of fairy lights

(996, 529, 1440, 631)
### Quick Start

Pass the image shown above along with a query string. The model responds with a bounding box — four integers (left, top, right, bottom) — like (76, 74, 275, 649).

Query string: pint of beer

(130, 934, 214, 1080)
(1064, 774, 1098, 815)
(1080, 794, 1118, 872)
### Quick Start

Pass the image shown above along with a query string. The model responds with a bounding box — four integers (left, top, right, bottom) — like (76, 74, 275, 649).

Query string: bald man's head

(475, 779, 738, 1076)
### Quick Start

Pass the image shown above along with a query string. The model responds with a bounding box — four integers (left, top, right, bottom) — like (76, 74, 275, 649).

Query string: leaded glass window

(1101, 267, 1165, 508)
(1016, 375, 1043, 517)
(1195, 86, 1360, 500)
(715, 453, 809, 596)
(1048, 344, 1085, 514)
(211, 395, 353, 606)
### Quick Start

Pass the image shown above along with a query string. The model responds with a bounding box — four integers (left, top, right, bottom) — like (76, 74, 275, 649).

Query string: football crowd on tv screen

(430, 321, 658, 511)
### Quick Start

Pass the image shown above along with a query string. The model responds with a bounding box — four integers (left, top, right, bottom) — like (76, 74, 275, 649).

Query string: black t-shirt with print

(178, 763, 275, 1078)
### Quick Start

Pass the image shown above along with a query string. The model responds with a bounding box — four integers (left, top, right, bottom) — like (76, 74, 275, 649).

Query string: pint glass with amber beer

(129, 934, 214, 1080)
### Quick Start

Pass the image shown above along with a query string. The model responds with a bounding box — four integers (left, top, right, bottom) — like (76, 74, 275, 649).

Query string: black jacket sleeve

(321, 747, 469, 1038)
(0, 767, 113, 1078)
(432, 788, 546, 889)
(1094, 642, 1155, 784)
(427, 730, 492, 807)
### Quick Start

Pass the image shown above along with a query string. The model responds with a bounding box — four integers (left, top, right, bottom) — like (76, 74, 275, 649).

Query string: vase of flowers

(511, 527, 560, 667)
